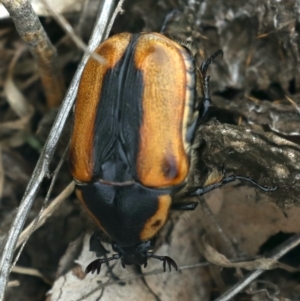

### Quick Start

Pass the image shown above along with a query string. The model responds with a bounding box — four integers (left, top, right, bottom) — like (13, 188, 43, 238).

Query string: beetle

(69, 32, 275, 274)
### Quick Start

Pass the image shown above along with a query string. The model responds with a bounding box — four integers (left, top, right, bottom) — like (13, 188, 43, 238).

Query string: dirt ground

(1, 0, 300, 300)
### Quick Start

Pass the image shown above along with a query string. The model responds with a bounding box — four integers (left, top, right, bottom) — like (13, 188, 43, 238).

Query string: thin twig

(198, 196, 238, 258)
(13, 143, 70, 271)
(197, 196, 245, 284)
(0, 1, 118, 300)
(16, 182, 74, 249)
(76, 262, 210, 301)
(41, 0, 106, 65)
(7, 281, 19, 288)
(0, 147, 3, 201)
(4, 44, 31, 118)
(0, 0, 65, 108)
(11, 266, 52, 284)
(200, 236, 298, 272)
(214, 233, 300, 301)
(104, 0, 125, 40)
(285, 95, 300, 114)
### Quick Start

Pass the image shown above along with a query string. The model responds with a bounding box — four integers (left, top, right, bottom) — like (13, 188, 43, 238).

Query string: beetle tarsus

(148, 254, 178, 272)
(85, 259, 103, 274)
(85, 254, 121, 274)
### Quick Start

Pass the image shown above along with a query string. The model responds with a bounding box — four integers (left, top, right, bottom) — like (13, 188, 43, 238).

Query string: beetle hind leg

(191, 174, 277, 197)
(171, 174, 276, 211)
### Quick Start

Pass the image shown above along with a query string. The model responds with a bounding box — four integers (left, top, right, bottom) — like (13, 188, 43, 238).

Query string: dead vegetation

(1, 0, 300, 300)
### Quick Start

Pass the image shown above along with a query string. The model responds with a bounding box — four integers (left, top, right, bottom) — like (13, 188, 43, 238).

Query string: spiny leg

(198, 49, 223, 124)
(147, 253, 178, 272)
(172, 175, 276, 211)
(191, 174, 277, 196)
(200, 49, 223, 76)
(87, 233, 125, 281)
(85, 254, 121, 274)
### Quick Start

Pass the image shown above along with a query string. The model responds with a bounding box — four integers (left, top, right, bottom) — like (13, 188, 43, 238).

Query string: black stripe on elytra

(92, 34, 144, 183)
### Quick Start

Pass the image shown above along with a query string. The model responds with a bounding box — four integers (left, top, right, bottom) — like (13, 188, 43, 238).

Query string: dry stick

(0, 147, 3, 200)
(75, 0, 92, 36)
(198, 197, 245, 286)
(78, 262, 211, 301)
(198, 196, 242, 260)
(0, 0, 65, 108)
(11, 266, 52, 285)
(200, 237, 298, 272)
(0, 1, 118, 300)
(11, 266, 44, 278)
(7, 280, 19, 288)
(16, 182, 75, 249)
(214, 233, 300, 301)
(41, 0, 106, 65)
(12, 143, 70, 268)
(105, 0, 125, 40)
(5, 45, 31, 118)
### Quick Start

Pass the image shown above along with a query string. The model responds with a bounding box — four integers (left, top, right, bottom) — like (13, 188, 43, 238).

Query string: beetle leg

(89, 232, 125, 283)
(148, 254, 178, 272)
(89, 232, 109, 257)
(171, 202, 198, 211)
(172, 174, 276, 211)
(191, 175, 277, 196)
(85, 254, 121, 274)
(200, 49, 223, 76)
(198, 49, 223, 124)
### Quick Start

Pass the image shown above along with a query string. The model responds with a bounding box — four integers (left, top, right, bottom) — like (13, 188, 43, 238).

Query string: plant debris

(1, 0, 300, 301)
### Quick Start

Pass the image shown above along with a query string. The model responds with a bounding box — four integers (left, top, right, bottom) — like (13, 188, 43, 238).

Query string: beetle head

(85, 240, 178, 274)
(112, 241, 151, 266)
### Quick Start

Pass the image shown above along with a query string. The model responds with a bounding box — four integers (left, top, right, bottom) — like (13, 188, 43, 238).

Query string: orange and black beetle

(69, 32, 274, 274)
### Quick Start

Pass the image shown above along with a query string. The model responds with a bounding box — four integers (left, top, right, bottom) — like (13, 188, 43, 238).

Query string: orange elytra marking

(69, 33, 132, 182)
(134, 33, 190, 188)
(140, 194, 172, 240)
